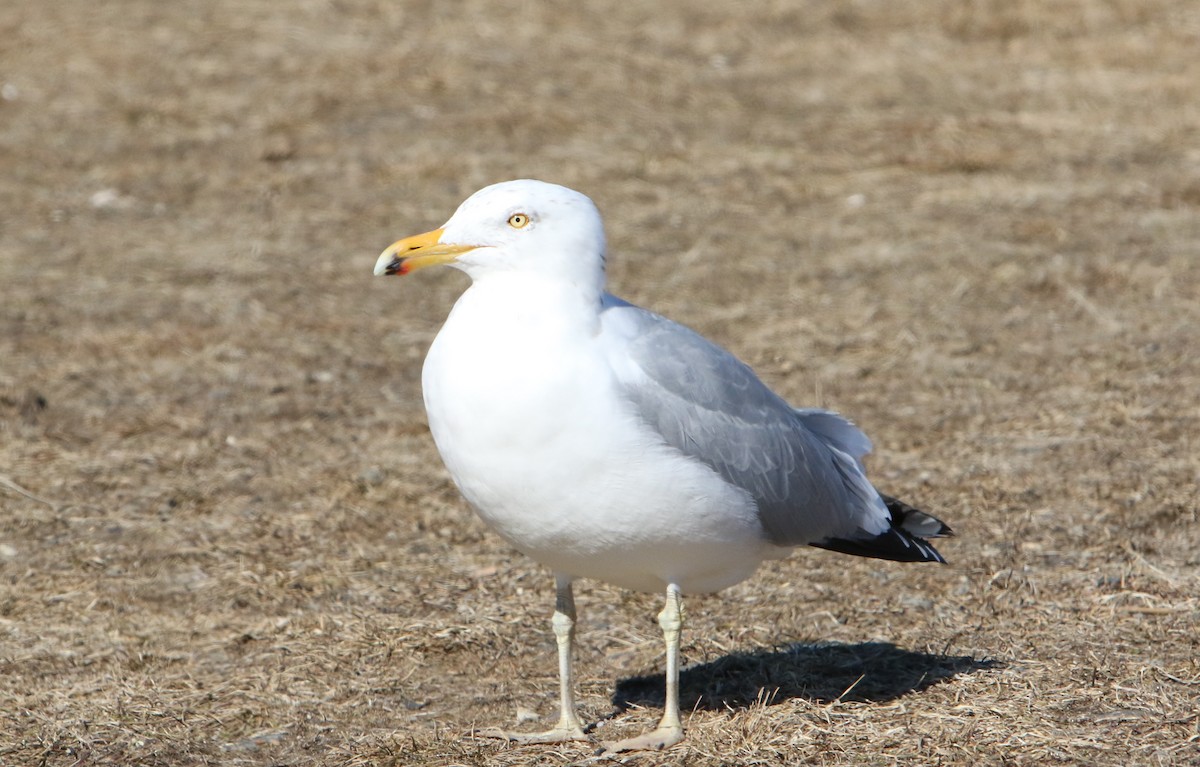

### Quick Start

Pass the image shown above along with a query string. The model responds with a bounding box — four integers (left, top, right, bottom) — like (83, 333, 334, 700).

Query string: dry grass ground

(2, 1, 1199, 765)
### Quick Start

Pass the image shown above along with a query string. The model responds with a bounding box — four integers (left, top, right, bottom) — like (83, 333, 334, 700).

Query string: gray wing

(599, 296, 892, 547)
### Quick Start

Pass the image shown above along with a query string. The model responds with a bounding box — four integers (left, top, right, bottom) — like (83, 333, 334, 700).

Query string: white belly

(420, 288, 770, 594)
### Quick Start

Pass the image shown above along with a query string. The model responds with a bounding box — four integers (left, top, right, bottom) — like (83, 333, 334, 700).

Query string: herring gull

(373, 179, 952, 752)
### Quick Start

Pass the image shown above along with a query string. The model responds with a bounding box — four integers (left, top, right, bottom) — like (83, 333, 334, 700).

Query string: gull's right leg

(480, 574, 589, 743)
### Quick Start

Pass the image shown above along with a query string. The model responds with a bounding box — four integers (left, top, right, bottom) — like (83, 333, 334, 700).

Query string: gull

(373, 179, 952, 752)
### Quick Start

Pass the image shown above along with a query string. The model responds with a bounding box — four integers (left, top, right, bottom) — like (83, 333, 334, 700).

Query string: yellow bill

(374, 228, 479, 276)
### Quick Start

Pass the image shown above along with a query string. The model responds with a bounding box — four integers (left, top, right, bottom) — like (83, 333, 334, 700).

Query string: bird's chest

(424, 329, 596, 454)
(423, 296, 602, 445)
(419, 291, 628, 526)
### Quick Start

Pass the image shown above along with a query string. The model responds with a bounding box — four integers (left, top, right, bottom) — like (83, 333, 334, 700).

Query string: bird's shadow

(612, 640, 998, 712)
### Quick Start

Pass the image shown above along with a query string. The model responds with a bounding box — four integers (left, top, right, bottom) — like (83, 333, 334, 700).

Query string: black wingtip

(811, 531, 948, 564)
(811, 495, 953, 564)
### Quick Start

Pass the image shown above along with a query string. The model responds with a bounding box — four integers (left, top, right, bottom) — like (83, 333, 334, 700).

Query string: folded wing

(599, 297, 950, 563)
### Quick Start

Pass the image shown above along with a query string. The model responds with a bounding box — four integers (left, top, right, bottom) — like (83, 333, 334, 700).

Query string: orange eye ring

(507, 213, 530, 229)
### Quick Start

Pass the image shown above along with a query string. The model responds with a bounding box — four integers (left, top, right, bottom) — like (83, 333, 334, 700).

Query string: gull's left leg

(480, 574, 589, 743)
(602, 582, 686, 753)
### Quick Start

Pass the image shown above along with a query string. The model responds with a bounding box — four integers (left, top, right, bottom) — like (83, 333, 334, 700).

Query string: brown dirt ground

(2, 1, 1199, 765)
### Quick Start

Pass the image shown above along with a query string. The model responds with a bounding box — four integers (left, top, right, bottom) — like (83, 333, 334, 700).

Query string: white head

(374, 180, 607, 294)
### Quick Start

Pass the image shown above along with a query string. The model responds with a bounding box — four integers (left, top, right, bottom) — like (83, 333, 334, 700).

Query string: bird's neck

(457, 272, 604, 333)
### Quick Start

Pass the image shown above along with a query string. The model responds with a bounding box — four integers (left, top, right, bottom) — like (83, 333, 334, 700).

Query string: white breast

(420, 278, 771, 594)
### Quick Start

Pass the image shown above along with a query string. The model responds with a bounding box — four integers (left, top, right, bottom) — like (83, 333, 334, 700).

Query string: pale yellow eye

(507, 213, 530, 229)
